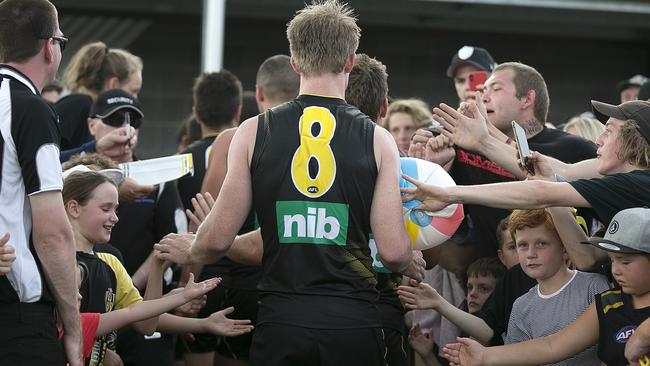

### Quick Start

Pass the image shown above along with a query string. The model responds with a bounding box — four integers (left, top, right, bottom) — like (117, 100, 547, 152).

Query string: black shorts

(249, 323, 386, 366)
(0, 302, 65, 365)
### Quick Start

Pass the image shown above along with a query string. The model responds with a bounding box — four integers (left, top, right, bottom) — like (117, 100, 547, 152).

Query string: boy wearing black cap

(442, 207, 650, 366)
(447, 45, 496, 103)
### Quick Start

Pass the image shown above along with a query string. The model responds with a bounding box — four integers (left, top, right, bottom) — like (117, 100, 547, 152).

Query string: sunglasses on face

(101, 111, 142, 129)
(50, 36, 68, 52)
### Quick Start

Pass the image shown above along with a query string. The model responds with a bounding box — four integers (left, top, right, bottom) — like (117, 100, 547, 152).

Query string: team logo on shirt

(276, 201, 348, 245)
(614, 325, 636, 343)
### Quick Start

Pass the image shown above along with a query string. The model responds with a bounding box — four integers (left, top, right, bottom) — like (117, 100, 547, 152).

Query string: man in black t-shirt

(417, 62, 596, 272)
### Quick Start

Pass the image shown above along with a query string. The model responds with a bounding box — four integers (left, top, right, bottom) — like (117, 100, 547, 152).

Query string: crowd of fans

(1, 0, 650, 366)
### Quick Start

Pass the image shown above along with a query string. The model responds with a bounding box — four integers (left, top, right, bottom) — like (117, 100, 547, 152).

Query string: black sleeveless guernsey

(250, 94, 382, 328)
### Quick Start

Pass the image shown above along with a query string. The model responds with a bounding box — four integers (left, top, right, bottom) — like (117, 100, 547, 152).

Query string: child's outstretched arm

(94, 273, 220, 337)
(442, 303, 599, 366)
(398, 280, 494, 344)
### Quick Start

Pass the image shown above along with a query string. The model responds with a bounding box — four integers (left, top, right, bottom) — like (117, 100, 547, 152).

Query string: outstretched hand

(443, 337, 486, 366)
(409, 129, 456, 168)
(433, 98, 489, 152)
(398, 278, 442, 310)
(203, 306, 254, 337)
(181, 273, 220, 301)
(186, 192, 215, 229)
(400, 174, 452, 212)
(522, 151, 555, 181)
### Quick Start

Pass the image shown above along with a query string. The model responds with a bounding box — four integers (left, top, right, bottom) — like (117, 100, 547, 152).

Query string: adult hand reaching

(400, 174, 453, 212)
(433, 101, 489, 153)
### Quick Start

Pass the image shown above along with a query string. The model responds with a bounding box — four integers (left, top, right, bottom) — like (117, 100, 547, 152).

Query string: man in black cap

(447, 45, 496, 103)
(617, 74, 648, 103)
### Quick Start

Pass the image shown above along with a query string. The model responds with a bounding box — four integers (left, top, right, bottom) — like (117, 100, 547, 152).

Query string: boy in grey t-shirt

(504, 209, 609, 365)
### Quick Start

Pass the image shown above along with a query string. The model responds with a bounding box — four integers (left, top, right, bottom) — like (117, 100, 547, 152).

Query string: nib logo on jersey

(276, 201, 348, 245)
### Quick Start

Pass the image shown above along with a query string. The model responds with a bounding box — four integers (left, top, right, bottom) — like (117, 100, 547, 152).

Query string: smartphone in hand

(468, 71, 489, 92)
(512, 121, 535, 175)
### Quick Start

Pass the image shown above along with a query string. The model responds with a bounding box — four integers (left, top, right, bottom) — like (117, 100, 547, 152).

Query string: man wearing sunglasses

(87, 89, 144, 164)
(0, 0, 82, 365)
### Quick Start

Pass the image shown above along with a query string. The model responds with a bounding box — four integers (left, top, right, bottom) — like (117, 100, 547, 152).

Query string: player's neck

(298, 72, 348, 100)
(74, 230, 94, 254)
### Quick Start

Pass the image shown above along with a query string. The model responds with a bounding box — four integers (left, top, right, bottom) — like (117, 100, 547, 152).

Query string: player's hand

(401, 250, 426, 283)
(443, 337, 486, 366)
(202, 307, 254, 337)
(154, 233, 195, 265)
(409, 129, 456, 168)
(400, 174, 452, 212)
(0, 233, 16, 275)
(398, 279, 443, 310)
(625, 322, 650, 366)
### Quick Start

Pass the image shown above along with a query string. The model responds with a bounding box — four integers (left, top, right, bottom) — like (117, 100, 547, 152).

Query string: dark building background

(53, 0, 650, 159)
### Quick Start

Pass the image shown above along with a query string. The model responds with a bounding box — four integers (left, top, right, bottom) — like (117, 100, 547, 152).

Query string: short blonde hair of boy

(286, 0, 360, 77)
(563, 116, 605, 143)
(507, 209, 558, 244)
(617, 120, 650, 169)
(383, 99, 432, 129)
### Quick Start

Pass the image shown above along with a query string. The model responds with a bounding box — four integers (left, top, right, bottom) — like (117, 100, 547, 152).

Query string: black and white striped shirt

(0, 65, 63, 304)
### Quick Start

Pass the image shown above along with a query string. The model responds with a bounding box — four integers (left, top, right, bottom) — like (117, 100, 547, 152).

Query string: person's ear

(87, 118, 99, 137)
(343, 53, 355, 74)
(520, 90, 536, 112)
(378, 97, 389, 121)
(290, 57, 301, 75)
(65, 200, 81, 219)
(256, 85, 265, 104)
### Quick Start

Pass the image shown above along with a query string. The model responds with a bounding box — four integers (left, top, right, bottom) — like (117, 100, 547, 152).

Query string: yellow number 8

(291, 106, 337, 198)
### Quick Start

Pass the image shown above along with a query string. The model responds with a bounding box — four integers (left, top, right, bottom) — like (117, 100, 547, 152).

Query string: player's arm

(370, 127, 413, 272)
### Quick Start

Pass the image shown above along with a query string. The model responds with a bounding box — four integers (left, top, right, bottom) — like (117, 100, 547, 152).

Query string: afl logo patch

(614, 325, 636, 343)
(608, 220, 619, 235)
